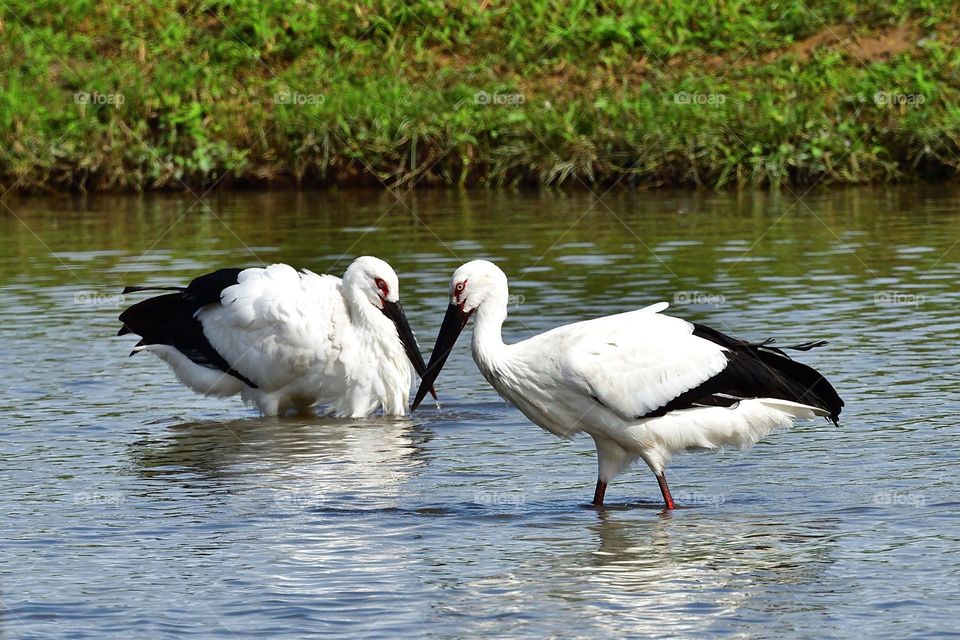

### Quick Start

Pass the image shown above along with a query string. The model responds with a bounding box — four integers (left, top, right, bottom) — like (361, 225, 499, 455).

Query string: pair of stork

(118, 257, 843, 509)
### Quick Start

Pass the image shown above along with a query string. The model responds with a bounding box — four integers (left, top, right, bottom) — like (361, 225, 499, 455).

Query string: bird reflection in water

(128, 416, 433, 509)
(564, 510, 841, 635)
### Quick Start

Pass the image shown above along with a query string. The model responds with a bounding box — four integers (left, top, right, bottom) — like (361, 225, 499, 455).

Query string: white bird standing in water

(412, 260, 843, 509)
(118, 256, 435, 417)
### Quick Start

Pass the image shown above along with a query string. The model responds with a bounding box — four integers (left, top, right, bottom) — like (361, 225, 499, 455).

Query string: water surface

(2, 188, 958, 638)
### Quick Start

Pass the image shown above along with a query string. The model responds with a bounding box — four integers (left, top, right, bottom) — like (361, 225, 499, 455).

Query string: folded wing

(197, 264, 347, 390)
(562, 303, 843, 424)
(562, 303, 730, 420)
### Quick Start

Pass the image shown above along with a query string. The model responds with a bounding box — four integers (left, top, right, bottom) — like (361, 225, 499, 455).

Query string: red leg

(656, 472, 676, 510)
(592, 479, 607, 506)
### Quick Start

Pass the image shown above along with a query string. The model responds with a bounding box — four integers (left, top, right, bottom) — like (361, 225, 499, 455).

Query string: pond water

(2, 187, 958, 638)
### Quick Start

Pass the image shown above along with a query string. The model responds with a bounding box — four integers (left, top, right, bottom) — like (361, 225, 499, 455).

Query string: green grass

(2, 0, 959, 191)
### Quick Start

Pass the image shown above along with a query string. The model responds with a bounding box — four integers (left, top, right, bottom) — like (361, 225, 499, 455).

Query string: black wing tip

(121, 285, 184, 295)
(788, 339, 829, 351)
(689, 323, 844, 424)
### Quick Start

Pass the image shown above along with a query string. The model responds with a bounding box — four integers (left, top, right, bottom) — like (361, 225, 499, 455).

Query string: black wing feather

(642, 323, 843, 424)
(183, 268, 245, 305)
(117, 269, 257, 388)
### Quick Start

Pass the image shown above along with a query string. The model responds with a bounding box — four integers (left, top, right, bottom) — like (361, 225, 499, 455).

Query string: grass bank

(2, 1, 960, 192)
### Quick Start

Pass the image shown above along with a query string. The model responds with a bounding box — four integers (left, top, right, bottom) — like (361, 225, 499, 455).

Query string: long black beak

(381, 300, 437, 401)
(411, 303, 471, 412)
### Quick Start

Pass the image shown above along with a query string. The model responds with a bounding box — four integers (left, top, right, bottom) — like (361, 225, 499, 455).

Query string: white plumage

(413, 260, 843, 509)
(119, 257, 432, 418)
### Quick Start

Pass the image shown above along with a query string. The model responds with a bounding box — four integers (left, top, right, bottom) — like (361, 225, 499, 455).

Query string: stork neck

(344, 284, 386, 333)
(471, 291, 509, 368)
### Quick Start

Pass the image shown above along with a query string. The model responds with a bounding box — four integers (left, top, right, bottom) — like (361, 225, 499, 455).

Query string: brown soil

(768, 22, 920, 63)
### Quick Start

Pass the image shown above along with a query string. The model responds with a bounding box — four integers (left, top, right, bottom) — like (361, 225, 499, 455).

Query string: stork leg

(656, 472, 676, 510)
(592, 479, 607, 506)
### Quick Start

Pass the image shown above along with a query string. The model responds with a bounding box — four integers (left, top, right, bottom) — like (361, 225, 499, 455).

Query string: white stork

(412, 260, 843, 509)
(118, 256, 435, 417)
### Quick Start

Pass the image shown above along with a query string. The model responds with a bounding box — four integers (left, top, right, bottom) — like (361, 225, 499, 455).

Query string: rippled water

(3, 188, 959, 638)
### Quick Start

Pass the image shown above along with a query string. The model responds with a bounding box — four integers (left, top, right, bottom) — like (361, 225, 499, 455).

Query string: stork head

(343, 255, 400, 308)
(343, 256, 435, 400)
(411, 260, 508, 411)
(447, 259, 509, 314)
